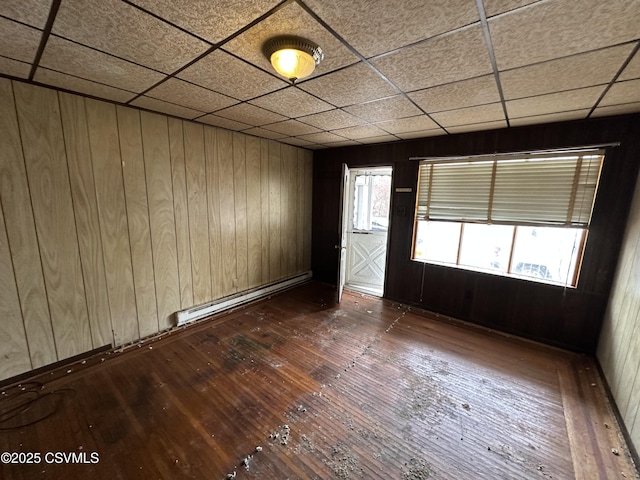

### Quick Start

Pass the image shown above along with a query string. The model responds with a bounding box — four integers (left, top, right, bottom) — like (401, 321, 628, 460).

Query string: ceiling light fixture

(263, 36, 324, 84)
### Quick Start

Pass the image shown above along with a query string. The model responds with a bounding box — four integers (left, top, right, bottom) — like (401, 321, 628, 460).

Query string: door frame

(338, 165, 393, 299)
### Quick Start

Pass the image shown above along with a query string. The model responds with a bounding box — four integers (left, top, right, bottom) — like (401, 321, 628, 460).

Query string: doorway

(342, 167, 393, 297)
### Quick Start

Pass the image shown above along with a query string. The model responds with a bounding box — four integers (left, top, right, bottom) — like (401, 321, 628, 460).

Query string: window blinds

(415, 150, 604, 227)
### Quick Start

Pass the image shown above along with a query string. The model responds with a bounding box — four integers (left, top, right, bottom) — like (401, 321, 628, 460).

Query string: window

(412, 149, 604, 287)
(352, 173, 391, 232)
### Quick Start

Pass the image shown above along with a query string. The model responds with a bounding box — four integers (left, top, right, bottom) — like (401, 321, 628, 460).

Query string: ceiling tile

(359, 134, 399, 144)
(280, 137, 316, 148)
(408, 74, 500, 113)
(40, 36, 165, 92)
(223, 2, 359, 80)
(262, 120, 321, 136)
(52, 0, 208, 74)
(303, 0, 479, 57)
(145, 78, 237, 113)
(489, 0, 640, 71)
(299, 63, 398, 107)
(431, 102, 505, 127)
(371, 25, 493, 92)
(242, 127, 288, 140)
(297, 109, 365, 130)
(599, 79, 640, 106)
(482, 0, 541, 17)
(214, 103, 287, 126)
(249, 87, 333, 117)
(592, 102, 640, 117)
(500, 44, 634, 100)
(297, 131, 349, 144)
(130, 96, 205, 119)
(397, 128, 446, 139)
(343, 95, 422, 123)
(320, 140, 361, 148)
(130, 0, 280, 44)
(34, 68, 136, 103)
(0, 56, 31, 78)
(375, 115, 439, 134)
(331, 124, 389, 140)
(0, 17, 41, 63)
(198, 114, 252, 131)
(0, 0, 52, 29)
(447, 120, 507, 133)
(509, 109, 590, 127)
(178, 49, 287, 100)
(619, 50, 640, 81)
(506, 86, 605, 118)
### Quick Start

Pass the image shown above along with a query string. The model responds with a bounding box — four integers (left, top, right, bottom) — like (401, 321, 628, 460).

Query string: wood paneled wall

(0, 79, 313, 381)
(598, 166, 640, 457)
(312, 113, 640, 353)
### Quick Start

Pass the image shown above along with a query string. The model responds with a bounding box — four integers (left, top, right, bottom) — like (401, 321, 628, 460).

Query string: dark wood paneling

(312, 113, 640, 352)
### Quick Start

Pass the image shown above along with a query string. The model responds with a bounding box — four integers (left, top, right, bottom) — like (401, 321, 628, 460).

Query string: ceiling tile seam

(509, 107, 592, 121)
(120, 0, 214, 46)
(484, 0, 550, 21)
(140, 93, 209, 115)
(294, 0, 449, 134)
(496, 39, 640, 75)
(34, 65, 139, 95)
(475, 0, 510, 128)
(0, 53, 32, 66)
(587, 42, 640, 118)
(47, 33, 181, 76)
(402, 71, 497, 96)
(503, 83, 611, 103)
(0, 14, 43, 31)
(126, 0, 294, 105)
(28, 0, 61, 81)
(364, 21, 482, 63)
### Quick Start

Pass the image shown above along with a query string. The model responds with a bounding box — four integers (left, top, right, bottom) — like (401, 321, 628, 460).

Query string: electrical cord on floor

(0, 381, 75, 430)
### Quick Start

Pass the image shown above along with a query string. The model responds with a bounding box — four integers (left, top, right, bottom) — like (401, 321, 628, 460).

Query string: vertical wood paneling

(598, 166, 640, 454)
(14, 83, 92, 360)
(0, 204, 32, 378)
(184, 122, 211, 305)
(287, 146, 298, 275)
(269, 141, 281, 281)
(260, 139, 270, 284)
(217, 129, 237, 295)
(233, 132, 248, 292)
(280, 145, 292, 278)
(140, 111, 180, 330)
(0, 79, 57, 368)
(59, 92, 112, 348)
(0, 81, 314, 382)
(85, 98, 138, 346)
(303, 150, 313, 271)
(204, 127, 222, 300)
(246, 136, 262, 288)
(117, 106, 158, 338)
(296, 149, 305, 273)
(168, 118, 194, 309)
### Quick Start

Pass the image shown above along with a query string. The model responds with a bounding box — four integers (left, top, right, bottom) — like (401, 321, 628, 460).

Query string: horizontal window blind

(415, 150, 604, 227)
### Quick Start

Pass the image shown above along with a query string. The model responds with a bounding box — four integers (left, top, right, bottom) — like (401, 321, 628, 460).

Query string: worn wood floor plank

(0, 283, 637, 480)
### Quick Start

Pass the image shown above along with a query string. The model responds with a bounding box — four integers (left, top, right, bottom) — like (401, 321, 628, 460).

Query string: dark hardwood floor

(0, 282, 637, 479)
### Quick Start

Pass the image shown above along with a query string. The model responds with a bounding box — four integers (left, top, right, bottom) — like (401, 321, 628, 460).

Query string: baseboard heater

(175, 271, 312, 327)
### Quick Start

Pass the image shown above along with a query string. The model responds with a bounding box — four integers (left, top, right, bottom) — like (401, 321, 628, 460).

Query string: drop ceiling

(1, 0, 639, 149)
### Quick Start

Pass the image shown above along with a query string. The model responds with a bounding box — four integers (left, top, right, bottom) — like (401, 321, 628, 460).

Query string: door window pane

(458, 224, 514, 274)
(352, 174, 391, 232)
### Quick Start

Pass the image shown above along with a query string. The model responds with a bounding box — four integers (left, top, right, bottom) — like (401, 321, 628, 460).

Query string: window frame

(410, 148, 606, 288)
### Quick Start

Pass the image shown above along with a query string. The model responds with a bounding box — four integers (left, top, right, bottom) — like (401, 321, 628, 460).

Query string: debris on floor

(461, 403, 470, 411)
